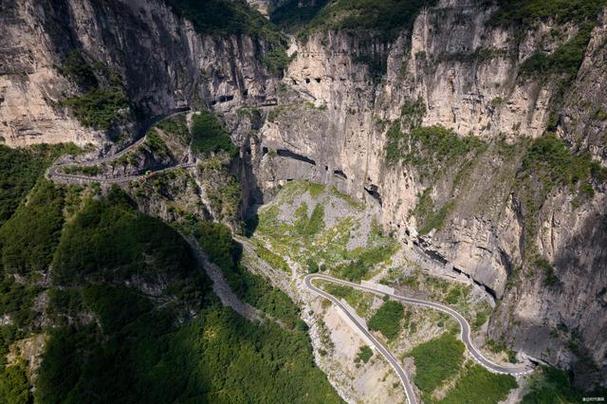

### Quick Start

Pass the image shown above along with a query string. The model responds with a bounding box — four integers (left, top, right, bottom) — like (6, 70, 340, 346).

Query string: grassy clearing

(408, 332, 465, 396)
(368, 300, 404, 340)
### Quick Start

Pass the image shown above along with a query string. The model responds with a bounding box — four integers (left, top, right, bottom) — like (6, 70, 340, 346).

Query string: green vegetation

(0, 181, 65, 275)
(321, 282, 374, 318)
(167, 0, 283, 40)
(51, 190, 198, 288)
(304, 0, 437, 41)
(59, 50, 99, 90)
(520, 27, 594, 80)
(255, 181, 397, 281)
(155, 114, 190, 143)
(0, 361, 31, 404)
(263, 47, 292, 75)
(516, 133, 605, 251)
(191, 111, 237, 156)
(144, 130, 172, 159)
(194, 222, 302, 329)
(486, 339, 517, 364)
(294, 203, 325, 236)
(534, 257, 559, 286)
(440, 363, 517, 404)
(338, 260, 369, 282)
(60, 51, 128, 131)
(62, 87, 128, 131)
(355, 345, 373, 364)
(368, 300, 404, 340)
(30, 189, 339, 402)
(408, 332, 465, 395)
(411, 188, 454, 235)
(491, 0, 607, 27)
(521, 366, 585, 403)
(270, 0, 329, 31)
(520, 133, 605, 197)
(167, 0, 290, 73)
(0, 144, 78, 226)
(386, 124, 486, 177)
(254, 243, 291, 272)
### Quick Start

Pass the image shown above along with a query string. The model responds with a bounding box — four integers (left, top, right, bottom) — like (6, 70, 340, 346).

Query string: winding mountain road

(306, 275, 418, 404)
(47, 108, 192, 185)
(305, 273, 534, 404)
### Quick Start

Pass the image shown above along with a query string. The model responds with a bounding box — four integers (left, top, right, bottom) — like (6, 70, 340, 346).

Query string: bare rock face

(1, 0, 606, 391)
(0, 0, 98, 146)
(559, 10, 607, 165)
(0, 0, 278, 146)
(249, 0, 607, 389)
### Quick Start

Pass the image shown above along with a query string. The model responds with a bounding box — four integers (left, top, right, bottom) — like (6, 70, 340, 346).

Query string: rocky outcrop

(1, 0, 606, 391)
(0, 0, 279, 146)
(248, 0, 607, 389)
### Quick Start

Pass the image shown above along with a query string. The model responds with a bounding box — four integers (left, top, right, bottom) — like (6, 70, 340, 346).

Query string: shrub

(368, 300, 404, 340)
(307, 259, 320, 273)
(0, 361, 31, 404)
(339, 260, 368, 282)
(255, 243, 290, 272)
(441, 363, 517, 404)
(386, 124, 485, 178)
(59, 50, 99, 90)
(520, 133, 605, 197)
(355, 345, 373, 364)
(491, 0, 607, 27)
(62, 87, 128, 131)
(520, 27, 593, 80)
(521, 366, 585, 403)
(191, 111, 237, 156)
(155, 115, 190, 143)
(408, 332, 465, 394)
(270, 0, 329, 31)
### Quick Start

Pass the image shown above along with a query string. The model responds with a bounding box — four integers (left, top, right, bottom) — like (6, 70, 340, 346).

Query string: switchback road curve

(304, 274, 535, 403)
(305, 274, 418, 404)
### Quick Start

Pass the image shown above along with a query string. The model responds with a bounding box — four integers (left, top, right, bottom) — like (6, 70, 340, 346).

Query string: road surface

(304, 274, 534, 403)
(49, 162, 196, 185)
(305, 274, 418, 404)
(47, 109, 193, 184)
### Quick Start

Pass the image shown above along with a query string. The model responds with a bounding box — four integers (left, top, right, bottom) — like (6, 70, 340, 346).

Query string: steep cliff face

(1, 0, 606, 392)
(0, 0, 278, 146)
(250, 0, 607, 389)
